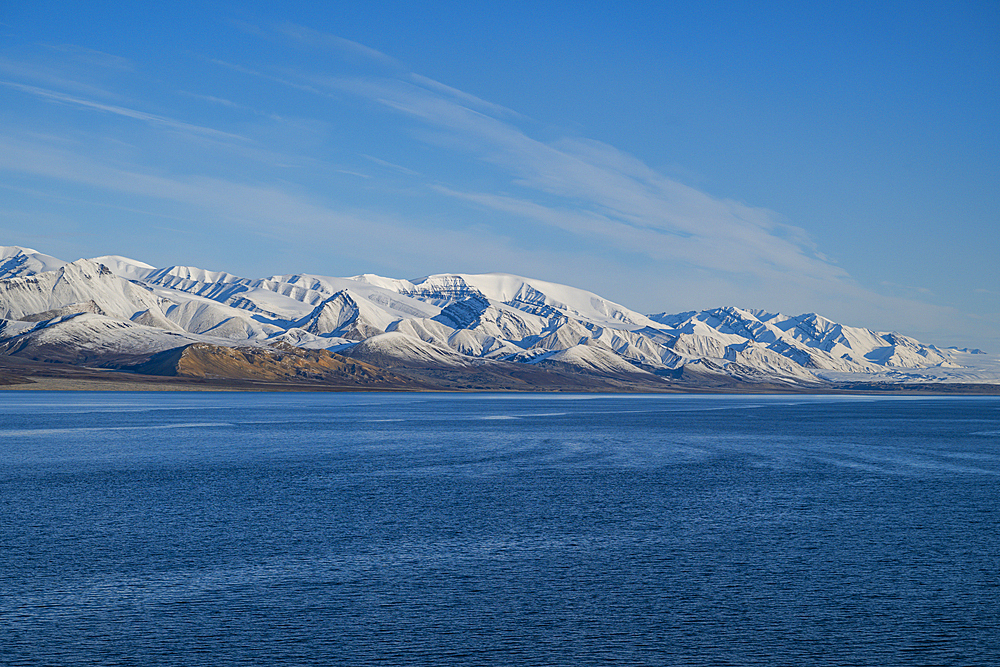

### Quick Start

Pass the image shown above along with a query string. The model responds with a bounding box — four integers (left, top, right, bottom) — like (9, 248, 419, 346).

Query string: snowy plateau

(0, 245, 997, 391)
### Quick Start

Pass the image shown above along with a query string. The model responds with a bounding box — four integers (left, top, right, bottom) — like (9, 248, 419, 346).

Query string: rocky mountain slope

(0, 245, 995, 390)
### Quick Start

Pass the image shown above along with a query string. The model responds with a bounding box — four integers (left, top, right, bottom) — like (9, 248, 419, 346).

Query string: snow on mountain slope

(0, 244, 995, 386)
(671, 333, 737, 359)
(16, 300, 105, 323)
(150, 265, 246, 285)
(653, 306, 952, 374)
(0, 312, 200, 364)
(531, 344, 655, 376)
(163, 299, 284, 341)
(138, 268, 443, 325)
(89, 255, 156, 281)
(0, 317, 48, 340)
(0, 246, 68, 278)
(268, 274, 441, 320)
(405, 273, 657, 329)
(588, 327, 681, 368)
(386, 317, 455, 348)
(431, 297, 548, 344)
(722, 342, 819, 382)
(338, 331, 470, 368)
(295, 289, 399, 340)
(266, 327, 355, 352)
(814, 348, 1000, 385)
(0, 256, 289, 346)
(0, 259, 167, 323)
(445, 328, 523, 358)
(348, 273, 419, 293)
(140, 266, 258, 306)
(130, 269, 314, 322)
(526, 318, 596, 351)
(381, 302, 538, 356)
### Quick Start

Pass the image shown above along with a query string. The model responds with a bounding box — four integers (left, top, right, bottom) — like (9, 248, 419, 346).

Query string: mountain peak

(0, 246, 67, 279)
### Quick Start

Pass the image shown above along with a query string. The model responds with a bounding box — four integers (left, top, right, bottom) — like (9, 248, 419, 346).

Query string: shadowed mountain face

(0, 245, 996, 391)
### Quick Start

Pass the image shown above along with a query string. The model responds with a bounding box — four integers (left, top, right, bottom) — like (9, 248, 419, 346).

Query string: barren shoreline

(3, 371, 998, 395)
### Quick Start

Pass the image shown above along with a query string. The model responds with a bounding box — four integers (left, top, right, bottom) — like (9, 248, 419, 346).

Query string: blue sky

(1, 1, 997, 348)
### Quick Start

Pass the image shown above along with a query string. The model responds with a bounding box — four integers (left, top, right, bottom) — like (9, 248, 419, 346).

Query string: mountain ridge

(0, 245, 995, 391)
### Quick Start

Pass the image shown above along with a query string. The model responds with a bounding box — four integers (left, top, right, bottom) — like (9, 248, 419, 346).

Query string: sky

(0, 1, 997, 349)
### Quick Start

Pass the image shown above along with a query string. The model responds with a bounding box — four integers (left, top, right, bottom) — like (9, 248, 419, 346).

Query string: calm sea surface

(1, 392, 998, 666)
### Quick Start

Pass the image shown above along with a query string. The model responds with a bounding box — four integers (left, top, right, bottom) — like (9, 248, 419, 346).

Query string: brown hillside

(130, 342, 414, 388)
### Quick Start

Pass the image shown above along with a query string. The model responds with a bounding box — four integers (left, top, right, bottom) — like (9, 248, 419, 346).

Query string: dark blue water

(1, 392, 998, 666)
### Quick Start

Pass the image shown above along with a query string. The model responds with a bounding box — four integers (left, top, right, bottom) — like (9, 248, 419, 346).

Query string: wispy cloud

(195, 36, 993, 342)
(881, 280, 933, 295)
(2, 25, 993, 346)
(335, 168, 371, 179)
(177, 90, 284, 121)
(409, 73, 524, 120)
(1, 80, 248, 141)
(360, 154, 420, 176)
(192, 32, 861, 294)
(41, 44, 134, 71)
(208, 57, 330, 99)
(0, 56, 128, 102)
(278, 24, 401, 68)
(0, 132, 594, 280)
(0, 179, 190, 222)
(293, 70, 851, 287)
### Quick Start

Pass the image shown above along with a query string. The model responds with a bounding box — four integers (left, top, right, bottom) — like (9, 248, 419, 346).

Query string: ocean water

(1, 392, 998, 666)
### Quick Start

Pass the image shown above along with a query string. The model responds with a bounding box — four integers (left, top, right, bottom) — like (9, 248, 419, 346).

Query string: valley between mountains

(0, 246, 997, 392)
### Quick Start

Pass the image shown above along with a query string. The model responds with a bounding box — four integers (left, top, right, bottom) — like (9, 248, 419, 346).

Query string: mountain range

(0, 245, 996, 392)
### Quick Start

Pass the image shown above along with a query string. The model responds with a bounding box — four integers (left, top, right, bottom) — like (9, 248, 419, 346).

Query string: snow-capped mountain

(0, 245, 994, 389)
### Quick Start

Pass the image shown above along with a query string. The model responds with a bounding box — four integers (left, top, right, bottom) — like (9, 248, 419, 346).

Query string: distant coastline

(3, 359, 998, 395)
